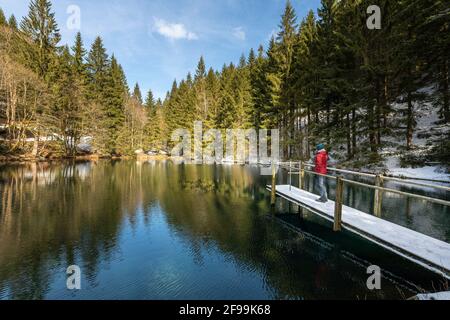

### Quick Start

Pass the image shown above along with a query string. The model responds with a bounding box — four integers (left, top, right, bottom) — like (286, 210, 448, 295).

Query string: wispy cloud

(266, 29, 277, 41)
(232, 27, 246, 41)
(153, 18, 198, 41)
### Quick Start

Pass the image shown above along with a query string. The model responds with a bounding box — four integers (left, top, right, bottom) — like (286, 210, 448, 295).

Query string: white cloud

(153, 18, 198, 40)
(232, 27, 246, 41)
(267, 29, 277, 41)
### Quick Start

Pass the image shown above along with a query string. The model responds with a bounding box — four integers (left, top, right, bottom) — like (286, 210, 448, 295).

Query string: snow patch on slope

(384, 156, 449, 182)
(413, 291, 450, 300)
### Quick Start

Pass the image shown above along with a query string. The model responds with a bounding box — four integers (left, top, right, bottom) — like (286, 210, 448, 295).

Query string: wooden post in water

(270, 162, 277, 213)
(334, 176, 344, 232)
(374, 175, 383, 217)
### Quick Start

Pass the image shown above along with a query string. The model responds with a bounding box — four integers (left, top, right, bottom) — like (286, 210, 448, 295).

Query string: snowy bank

(384, 156, 449, 182)
(388, 166, 449, 182)
(412, 291, 450, 300)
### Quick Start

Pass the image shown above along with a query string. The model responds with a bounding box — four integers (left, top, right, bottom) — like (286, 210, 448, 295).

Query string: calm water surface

(0, 161, 448, 300)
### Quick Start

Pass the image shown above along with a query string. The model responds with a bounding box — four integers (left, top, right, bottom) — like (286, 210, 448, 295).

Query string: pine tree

(249, 45, 268, 130)
(85, 37, 129, 153)
(0, 8, 6, 25)
(204, 67, 220, 129)
(47, 46, 83, 155)
(144, 90, 166, 151)
(146, 98, 166, 151)
(132, 83, 143, 104)
(104, 55, 127, 152)
(20, 0, 61, 77)
(72, 32, 87, 78)
(248, 48, 256, 66)
(215, 64, 238, 129)
(291, 10, 318, 159)
(415, 0, 449, 123)
(8, 15, 17, 29)
(234, 54, 253, 129)
(69, 32, 89, 138)
(194, 56, 209, 121)
(144, 89, 156, 111)
(277, 0, 299, 157)
(263, 37, 283, 129)
(195, 56, 206, 81)
(86, 36, 109, 101)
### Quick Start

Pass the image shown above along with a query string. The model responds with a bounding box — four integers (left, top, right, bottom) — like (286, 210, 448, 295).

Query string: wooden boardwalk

(267, 184, 450, 279)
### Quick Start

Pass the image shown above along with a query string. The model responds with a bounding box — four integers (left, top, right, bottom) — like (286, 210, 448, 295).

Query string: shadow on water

(0, 161, 447, 300)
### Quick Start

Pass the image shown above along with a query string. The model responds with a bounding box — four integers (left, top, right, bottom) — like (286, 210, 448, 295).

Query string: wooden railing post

(289, 161, 292, 191)
(299, 161, 305, 190)
(334, 176, 344, 232)
(374, 175, 383, 217)
(270, 161, 277, 211)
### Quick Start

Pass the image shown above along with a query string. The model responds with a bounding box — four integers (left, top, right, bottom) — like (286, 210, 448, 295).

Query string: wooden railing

(270, 161, 450, 232)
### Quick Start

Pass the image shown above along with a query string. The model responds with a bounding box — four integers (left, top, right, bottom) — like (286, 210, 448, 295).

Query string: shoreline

(0, 154, 171, 164)
(1, 155, 448, 183)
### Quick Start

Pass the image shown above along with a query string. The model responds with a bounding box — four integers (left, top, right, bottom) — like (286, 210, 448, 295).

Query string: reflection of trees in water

(0, 161, 425, 299)
(145, 164, 402, 299)
(0, 161, 133, 298)
(0, 161, 266, 299)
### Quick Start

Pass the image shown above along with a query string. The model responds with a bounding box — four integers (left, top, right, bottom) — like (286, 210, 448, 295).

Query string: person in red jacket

(314, 143, 328, 203)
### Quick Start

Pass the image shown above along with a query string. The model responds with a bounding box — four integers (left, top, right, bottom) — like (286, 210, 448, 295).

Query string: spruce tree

(20, 0, 61, 77)
(263, 37, 283, 129)
(277, 0, 299, 157)
(104, 55, 127, 151)
(144, 89, 156, 110)
(249, 45, 268, 130)
(86, 36, 109, 101)
(204, 67, 220, 129)
(132, 83, 143, 105)
(195, 56, 206, 81)
(72, 32, 87, 78)
(8, 15, 17, 29)
(235, 54, 253, 129)
(247, 48, 256, 66)
(291, 10, 318, 159)
(194, 56, 209, 121)
(47, 46, 82, 155)
(0, 8, 6, 25)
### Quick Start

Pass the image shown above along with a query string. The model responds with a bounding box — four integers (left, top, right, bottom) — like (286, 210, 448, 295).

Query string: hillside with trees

(0, 0, 449, 171)
(0, 0, 147, 159)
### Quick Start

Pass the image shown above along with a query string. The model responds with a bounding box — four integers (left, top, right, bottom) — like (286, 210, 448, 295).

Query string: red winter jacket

(315, 150, 328, 174)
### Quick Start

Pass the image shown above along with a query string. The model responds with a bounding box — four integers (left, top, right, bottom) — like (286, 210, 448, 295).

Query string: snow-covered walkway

(267, 185, 450, 279)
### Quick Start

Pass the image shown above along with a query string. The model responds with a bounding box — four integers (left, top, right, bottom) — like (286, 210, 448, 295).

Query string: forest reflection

(0, 161, 441, 300)
(0, 161, 271, 299)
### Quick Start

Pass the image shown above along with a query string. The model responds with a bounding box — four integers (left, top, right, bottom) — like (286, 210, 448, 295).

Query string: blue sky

(0, 0, 321, 99)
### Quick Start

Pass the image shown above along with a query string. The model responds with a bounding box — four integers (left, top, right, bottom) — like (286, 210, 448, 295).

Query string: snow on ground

(384, 155, 449, 182)
(270, 185, 450, 277)
(388, 166, 449, 182)
(380, 97, 449, 182)
(413, 291, 450, 300)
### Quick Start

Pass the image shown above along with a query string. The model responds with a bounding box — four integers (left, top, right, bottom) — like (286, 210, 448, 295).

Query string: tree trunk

(32, 131, 39, 158)
(352, 108, 357, 155)
(368, 105, 377, 154)
(442, 59, 449, 122)
(383, 75, 389, 128)
(346, 113, 352, 159)
(406, 91, 414, 150)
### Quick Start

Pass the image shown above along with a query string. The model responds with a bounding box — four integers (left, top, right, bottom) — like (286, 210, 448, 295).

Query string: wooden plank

(267, 185, 450, 278)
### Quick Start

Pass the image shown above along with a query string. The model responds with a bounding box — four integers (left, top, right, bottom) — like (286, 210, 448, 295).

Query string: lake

(0, 160, 448, 300)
